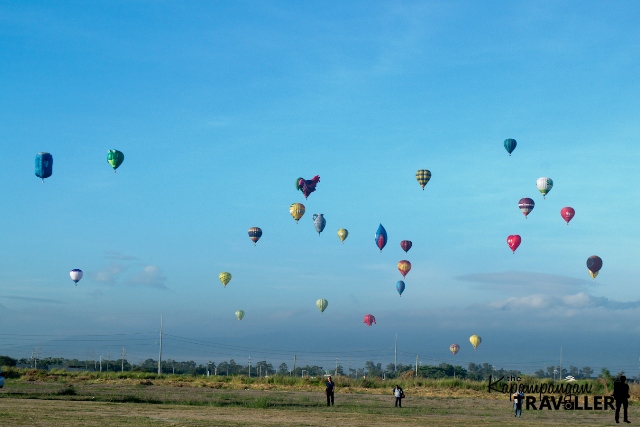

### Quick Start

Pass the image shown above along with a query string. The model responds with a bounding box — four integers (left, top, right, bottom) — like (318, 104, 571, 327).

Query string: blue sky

(1, 1, 640, 374)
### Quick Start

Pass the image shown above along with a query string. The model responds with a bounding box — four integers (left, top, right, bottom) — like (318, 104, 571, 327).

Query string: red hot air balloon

(397, 260, 411, 277)
(561, 207, 575, 225)
(518, 198, 535, 218)
(507, 235, 521, 254)
(400, 240, 412, 253)
(363, 314, 376, 326)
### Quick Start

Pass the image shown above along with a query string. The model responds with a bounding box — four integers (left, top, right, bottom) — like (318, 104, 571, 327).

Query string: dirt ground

(0, 381, 631, 426)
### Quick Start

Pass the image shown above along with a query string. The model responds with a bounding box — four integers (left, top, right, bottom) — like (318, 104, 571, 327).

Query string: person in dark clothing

(512, 384, 525, 417)
(393, 384, 404, 407)
(613, 375, 631, 423)
(325, 376, 335, 406)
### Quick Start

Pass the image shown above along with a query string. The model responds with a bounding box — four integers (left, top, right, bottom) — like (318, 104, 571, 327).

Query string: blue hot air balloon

(375, 224, 387, 252)
(396, 280, 405, 296)
(35, 152, 53, 182)
(504, 139, 517, 156)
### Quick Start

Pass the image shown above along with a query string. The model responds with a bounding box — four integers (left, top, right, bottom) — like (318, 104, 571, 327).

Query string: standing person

(512, 384, 525, 417)
(613, 375, 631, 423)
(393, 384, 404, 407)
(325, 376, 335, 406)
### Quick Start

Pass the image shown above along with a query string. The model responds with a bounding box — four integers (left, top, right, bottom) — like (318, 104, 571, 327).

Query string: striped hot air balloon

(504, 139, 517, 156)
(248, 227, 262, 245)
(316, 299, 328, 313)
(416, 169, 431, 190)
(518, 198, 535, 218)
(35, 152, 53, 183)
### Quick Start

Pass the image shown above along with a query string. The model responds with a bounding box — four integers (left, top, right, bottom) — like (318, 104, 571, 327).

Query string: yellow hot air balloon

(235, 310, 244, 320)
(219, 272, 232, 287)
(416, 169, 431, 190)
(337, 228, 348, 243)
(469, 334, 481, 350)
(289, 203, 305, 223)
(316, 299, 328, 313)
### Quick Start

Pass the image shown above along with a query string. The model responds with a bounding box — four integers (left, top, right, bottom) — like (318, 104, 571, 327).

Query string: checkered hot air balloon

(248, 227, 262, 245)
(416, 169, 431, 190)
(518, 198, 535, 218)
(397, 260, 411, 278)
(219, 272, 232, 287)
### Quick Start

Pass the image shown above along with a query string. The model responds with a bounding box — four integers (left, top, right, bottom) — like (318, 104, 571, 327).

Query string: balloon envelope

(35, 152, 53, 182)
(316, 299, 328, 313)
(235, 310, 244, 320)
(375, 224, 387, 251)
(507, 235, 521, 253)
(70, 269, 83, 285)
(587, 256, 602, 280)
(363, 314, 376, 326)
(536, 177, 553, 199)
(560, 207, 575, 225)
(248, 227, 262, 245)
(397, 260, 411, 277)
(289, 203, 305, 223)
(504, 139, 517, 156)
(518, 198, 535, 218)
(416, 169, 431, 190)
(396, 281, 405, 296)
(400, 240, 412, 253)
(107, 149, 124, 171)
(469, 335, 482, 350)
(312, 214, 326, 235)
(219, 272, 232, 287)
(450, 344, 460, 355)
(337, 229, 348, 243)
(297, 175, 320, 199)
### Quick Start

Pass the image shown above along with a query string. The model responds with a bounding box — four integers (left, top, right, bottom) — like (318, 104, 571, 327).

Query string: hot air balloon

(235, 310, 244, 320)
(400, 240, 412, 253)
(35, 152, 53, 183)
(536, 177, 553, 199)
(248, 227, 262, 245)
(363, 314, 376, 326)
(296, 175, 320, 199)
(107, 149, 124, 172)
(219, 272, 232, 287)
(507, 235, 521, 254)
(586, 256, 602, 280)
(469, 335, 481, 350)
(337, 229, 348, 243)
(396, 281, 405, 296)
(560, 207, 575, 225)
(518, 198, 535, 218)
(69, 269, 83, 286)
(397, 260, 411, 277)
(316, 299, 328, 313)
(416, 169, 431, 190)
(504, 139, 517, 156)
(449, 344, 460, 356)
(375, 224, 387, 252)
(313, 214, 326, 236)
(289, 203, 305, 223)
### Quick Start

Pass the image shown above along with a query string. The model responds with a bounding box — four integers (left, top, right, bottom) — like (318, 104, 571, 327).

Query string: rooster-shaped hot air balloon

(363, 314, 376, 326)
(296, 175, 320, 199)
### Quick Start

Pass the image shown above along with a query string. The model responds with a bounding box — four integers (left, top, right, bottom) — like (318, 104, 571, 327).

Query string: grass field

(0, 376, 633, 426)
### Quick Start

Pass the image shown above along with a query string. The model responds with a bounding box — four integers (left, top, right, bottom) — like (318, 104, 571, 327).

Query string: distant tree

(335, 364, 344, 375)
(0, 355, 17, 367)
(534, 369, 547, 379)
(546, 366, 556, 378)
(569, 366, 579, 378)
(580, 366, 593, 379)
(278, 363, 289, 375)
(364, 361, 383, 378)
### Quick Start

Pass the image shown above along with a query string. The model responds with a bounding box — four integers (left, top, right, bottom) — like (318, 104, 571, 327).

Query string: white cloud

(124, 266, 167, 290)
(90, 263, 130, 285)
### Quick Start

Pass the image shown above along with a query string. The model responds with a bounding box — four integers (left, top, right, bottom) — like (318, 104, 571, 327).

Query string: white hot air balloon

(536, 177, 553, 199)
(70, 269, 83, 286)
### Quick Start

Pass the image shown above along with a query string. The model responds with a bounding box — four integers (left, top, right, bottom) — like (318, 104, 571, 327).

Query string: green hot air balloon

(235, 310, 245, 320)
(316, 299, 328, 314)
(107, 149, 125, 172)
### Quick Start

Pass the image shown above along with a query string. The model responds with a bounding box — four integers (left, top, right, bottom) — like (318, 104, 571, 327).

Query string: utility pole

(122, 347, 125, 372)
(107, 351, 110, 373)
(394, 333, 397, 373)
(248, 356, 251, 377)
(293, 355, 296, 377)
(415, 355, 418, 378)
(100, 356, 102, 372)
(32, 344, 40, 369)
(335, 358, 338, 376)
(559, 346, 563, 380)
(158, 314, 163, 375)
